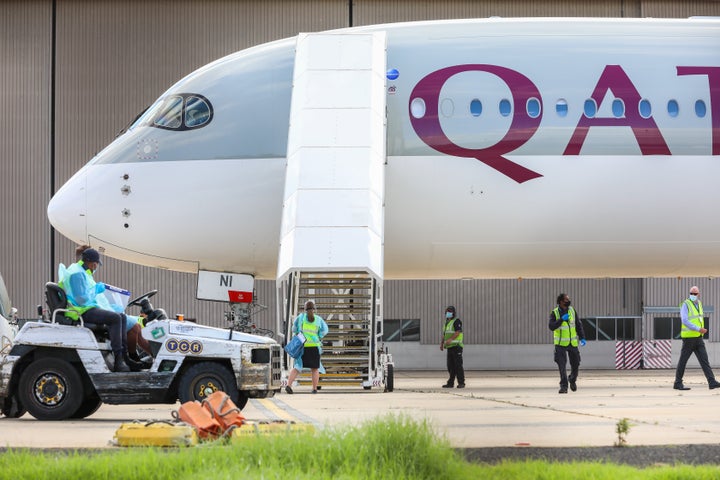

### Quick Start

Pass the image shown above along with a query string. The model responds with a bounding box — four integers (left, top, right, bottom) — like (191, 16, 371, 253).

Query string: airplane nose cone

(47, 168, 88, 244)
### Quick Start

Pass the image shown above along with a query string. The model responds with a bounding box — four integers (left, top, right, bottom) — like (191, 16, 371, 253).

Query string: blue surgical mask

(689, 294, 698, 302)
(446, 312, 453, 319)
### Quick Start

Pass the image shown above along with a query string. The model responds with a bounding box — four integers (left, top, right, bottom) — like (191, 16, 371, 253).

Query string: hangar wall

(2, 0, 720, 370)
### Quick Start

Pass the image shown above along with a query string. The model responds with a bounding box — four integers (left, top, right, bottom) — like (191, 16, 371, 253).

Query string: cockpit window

(141, 93, 214, 131)
(153, 96, 183, 129)
(184, 96, 212, 127)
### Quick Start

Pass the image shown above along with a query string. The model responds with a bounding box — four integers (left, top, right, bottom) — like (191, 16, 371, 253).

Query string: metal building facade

(2, 0, 720, 370)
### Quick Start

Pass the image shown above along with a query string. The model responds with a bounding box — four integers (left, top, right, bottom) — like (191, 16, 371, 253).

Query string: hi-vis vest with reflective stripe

(553, 307, 578, 347)
(60, 261, 96, 320)
(444, 318, 464, 348)
(301, 316, 322, 347)
(681, 299, 704, 338)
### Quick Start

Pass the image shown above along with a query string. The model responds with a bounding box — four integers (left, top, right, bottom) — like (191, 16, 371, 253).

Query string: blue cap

(81, 248, 103, 265)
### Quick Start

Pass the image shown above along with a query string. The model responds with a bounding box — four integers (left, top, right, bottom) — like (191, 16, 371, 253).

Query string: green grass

(0, 416, 719, 479)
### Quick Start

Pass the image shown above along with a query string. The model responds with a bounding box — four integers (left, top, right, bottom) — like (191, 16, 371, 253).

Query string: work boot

(129, 352, 153, 370)
(559, 387, 568, 394)
(709, 381, 720, 390)
(123, 353, 144, 372)
(113, 355, 131, 372)
(569, 381, 577, 392)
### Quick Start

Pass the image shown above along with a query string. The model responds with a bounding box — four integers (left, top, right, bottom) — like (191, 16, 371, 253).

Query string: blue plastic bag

(284, 333, 306, 359)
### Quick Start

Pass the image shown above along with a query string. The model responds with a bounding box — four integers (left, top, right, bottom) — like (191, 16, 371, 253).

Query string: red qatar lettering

(677, 66, 720, 155)
(409, 65, 543, 183)
(564, 65, 670, 155)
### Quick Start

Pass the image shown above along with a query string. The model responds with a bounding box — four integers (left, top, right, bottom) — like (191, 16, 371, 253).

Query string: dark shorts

(302, 346, 321, 369)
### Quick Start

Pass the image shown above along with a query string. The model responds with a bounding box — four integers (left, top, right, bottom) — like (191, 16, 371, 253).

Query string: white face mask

(689, 294, 698, 302)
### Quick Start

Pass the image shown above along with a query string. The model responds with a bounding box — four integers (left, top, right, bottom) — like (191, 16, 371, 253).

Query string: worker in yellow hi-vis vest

(285, 300, 328, 394)
(441, 306, 465, 389)
(673, 286, 720, 391)
(548, 293, 586, 394)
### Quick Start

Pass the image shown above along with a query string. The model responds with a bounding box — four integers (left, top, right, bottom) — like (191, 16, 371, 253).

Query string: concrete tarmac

(2, 369, 719, 449)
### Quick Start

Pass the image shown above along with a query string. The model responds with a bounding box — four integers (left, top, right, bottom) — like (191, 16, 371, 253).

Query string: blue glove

(580, 339, 587, 347)
(95, 282, 106, 294)
(561, 313, 569, 321)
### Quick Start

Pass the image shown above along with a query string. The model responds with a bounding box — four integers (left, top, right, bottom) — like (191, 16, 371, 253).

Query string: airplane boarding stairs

(279, 271, 393, 391)
(276, 32, 392, 391)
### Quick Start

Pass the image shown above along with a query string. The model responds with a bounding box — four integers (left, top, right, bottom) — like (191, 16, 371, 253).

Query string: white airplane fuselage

(48, 18, 720, 279)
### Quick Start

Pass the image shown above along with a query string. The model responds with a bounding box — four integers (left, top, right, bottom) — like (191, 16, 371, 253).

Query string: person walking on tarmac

(549, 293, 586, 394)
(441, 306, 465, 388)
(60, 248, 132, 372)
(285, 300, 328, 394)
(673, 286, 720, 390)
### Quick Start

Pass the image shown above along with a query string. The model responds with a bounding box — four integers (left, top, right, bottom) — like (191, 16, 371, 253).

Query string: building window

(581, 317, 637, 341)
(653, 317, 708, 340)
(383, 319, 420, 342)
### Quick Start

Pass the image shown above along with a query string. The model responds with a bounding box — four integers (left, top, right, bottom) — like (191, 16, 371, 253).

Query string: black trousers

(446, 346, 465, 385)
(554, 345, 580, 388)
(675, 337, 717, 384)
(82, 307, 127, 354)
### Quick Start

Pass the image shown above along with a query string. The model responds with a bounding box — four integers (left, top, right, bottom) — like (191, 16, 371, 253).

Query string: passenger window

(695, 100, 707, 118)
(612, 99, 625, 118)
(583, 99, 597, 118)
(410, 98, 426, 118)
(470, 99, 482, 117)
(667, 100, 679, 118)
(440, 98, 454, 117)
(639, 99, 652, 119)
(555, 99, 568, 117)
(526, 98, 541, 118)
(499, 99, 512, 117)
(185, 96, 212, 127)
(153, 96, 183, 129)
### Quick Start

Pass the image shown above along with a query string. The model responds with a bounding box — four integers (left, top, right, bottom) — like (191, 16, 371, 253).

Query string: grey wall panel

(384, 278, 642, 345)
(353, 0, 630, 25)
(0, 0, 52, 316)
(641, 0, 720, 17)
(643, 277, 720, 313)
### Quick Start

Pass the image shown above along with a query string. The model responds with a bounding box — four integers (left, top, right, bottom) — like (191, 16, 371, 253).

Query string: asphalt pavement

(2, 369, 719, 450)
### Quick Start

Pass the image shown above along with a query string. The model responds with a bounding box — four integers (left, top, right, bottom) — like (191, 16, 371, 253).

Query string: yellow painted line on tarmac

(249, 397, 320, 428)
(255, 397, 295, 422)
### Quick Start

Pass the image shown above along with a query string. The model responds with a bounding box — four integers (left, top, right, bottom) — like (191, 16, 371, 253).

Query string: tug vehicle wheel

(71, 393, 103, 419)
(385, 364, 394, 392)
(1, 394, 26, 418)
(178, 362, 239, 405)
(18, 358, 85, 420)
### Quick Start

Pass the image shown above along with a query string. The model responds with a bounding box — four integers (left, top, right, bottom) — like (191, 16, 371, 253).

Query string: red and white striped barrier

(642, 340, 672, 369)
(615, 341, 642, 369)
(615, 340, 672, 369)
